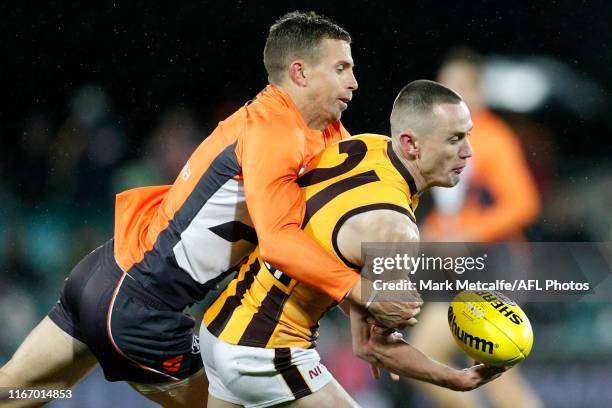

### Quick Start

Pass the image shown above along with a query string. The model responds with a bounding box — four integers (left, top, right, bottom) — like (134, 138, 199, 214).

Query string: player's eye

(449, 133, 465, 144)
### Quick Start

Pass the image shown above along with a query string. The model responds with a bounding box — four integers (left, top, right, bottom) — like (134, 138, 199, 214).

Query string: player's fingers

(390, 331, 404, 341)
(489, 367, 507, 376)
(401, 307, 421, 319)
(371, 325, 395, 336)
(476, 364, 506, 379)
(405, 291, 423, 303)
(480, 372, 503, 386)
(370, 365, 381, 380)
(395, 321, 408, 330)
(483, 364, 506, 373)
(403, 302, 421, 311)
(405, 317, 418, 326)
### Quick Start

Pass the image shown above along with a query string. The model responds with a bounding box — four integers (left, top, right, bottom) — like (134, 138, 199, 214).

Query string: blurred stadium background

(1, 1, 611, 407)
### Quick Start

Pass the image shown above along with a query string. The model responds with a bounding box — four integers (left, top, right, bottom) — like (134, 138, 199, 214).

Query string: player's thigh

(279, 379, 359, 408)
(129, 368, 209, 408)
(0, 316, 97, 388)
(409, 302, 456, 360)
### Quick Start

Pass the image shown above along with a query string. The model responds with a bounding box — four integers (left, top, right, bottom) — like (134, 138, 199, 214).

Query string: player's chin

(337, 99, 350, 115)
(438, 174, 459, 188)
(331, 109, 343, 122)
(450, 170, 463, 185)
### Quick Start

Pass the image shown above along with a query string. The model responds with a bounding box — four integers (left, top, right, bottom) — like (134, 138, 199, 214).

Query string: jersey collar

(260, 84, 310, 130)
(386, 140, 419, 202)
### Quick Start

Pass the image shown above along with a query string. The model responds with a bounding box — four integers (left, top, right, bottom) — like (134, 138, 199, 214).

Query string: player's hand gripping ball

(448, 291, 533, 366)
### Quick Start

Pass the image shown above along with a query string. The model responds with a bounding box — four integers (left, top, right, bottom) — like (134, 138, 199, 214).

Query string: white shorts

(200, 324, 333, 408)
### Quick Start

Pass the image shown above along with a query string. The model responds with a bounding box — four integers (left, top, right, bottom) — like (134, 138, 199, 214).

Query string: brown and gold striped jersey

(203, 134, 419, 348)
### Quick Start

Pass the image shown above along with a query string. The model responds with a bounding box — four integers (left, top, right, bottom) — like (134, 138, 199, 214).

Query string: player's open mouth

(453, 165, 465, 174)
(338, 97, 351, 109)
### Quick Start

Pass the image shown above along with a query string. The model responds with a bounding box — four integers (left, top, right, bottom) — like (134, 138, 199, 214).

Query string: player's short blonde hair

(264, 11, 351, 85)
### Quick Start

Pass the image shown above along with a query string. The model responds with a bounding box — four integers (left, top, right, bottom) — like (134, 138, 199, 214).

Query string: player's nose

(347, 71, 358, 91)
(461, 138, 473, 159)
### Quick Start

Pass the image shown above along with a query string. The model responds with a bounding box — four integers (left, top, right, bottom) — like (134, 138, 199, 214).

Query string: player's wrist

(430, 364, 461, 390)
(449, 369, 467, 390)
(346, 279, 362, 304)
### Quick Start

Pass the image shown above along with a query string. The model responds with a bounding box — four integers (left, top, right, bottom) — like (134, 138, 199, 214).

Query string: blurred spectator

(145, 106, 200, 182)
(0, 223, 40, 363)
(112, 106, 200, 191)
(0, 222, 38, 290)
(12, 114, 53, 204)
(422, 48, 540, 242)
(543, 167, 612, 241)
(0, 286, 38, 363)
(408, 47, 543, 408)
(48, 83, 126, 206)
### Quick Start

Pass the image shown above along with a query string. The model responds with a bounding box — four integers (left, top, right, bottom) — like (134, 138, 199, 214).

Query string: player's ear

(398, 130, 420, 159)
(288, 60, 307, 87)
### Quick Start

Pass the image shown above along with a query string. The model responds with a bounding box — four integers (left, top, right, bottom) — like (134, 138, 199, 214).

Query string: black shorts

(48, 239, 203, 384)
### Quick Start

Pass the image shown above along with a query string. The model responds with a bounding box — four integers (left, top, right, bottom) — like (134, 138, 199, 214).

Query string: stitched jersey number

(299, 139, 380, 227)
(298, 139, 368, 187)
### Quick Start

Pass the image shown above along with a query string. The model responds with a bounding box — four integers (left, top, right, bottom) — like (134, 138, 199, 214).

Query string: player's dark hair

(264, 11, 351, 85)
(390, 80, 463, 137)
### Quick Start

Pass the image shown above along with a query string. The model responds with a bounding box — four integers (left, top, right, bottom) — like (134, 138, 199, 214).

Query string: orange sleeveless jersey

(112, 85, 357, 309)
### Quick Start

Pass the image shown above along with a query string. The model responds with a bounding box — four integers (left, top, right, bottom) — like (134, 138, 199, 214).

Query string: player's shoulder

(246, 98, 303, 136)
(322, 120, 351, 141)
(245, 87, 298, 121)
(346, 133, 391, 146)
(218, 87, 302, 137)
(351, 133, 390, 141)
(337, 134, 392, 155)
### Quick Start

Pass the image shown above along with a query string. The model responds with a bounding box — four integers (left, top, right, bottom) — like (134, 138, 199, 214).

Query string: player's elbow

(258, 236, 281, 266)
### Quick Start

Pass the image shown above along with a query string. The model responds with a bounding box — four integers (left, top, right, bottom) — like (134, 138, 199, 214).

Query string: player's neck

(390, 141, 428, 194)
(291, 96, 329, 130)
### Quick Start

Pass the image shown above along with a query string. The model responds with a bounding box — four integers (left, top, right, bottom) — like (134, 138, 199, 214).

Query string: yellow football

(448, 291, 533, 366)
